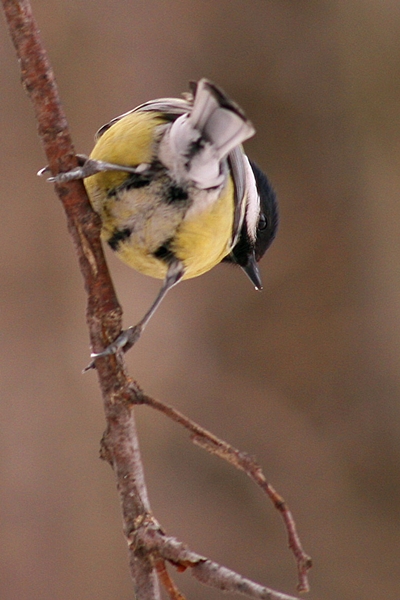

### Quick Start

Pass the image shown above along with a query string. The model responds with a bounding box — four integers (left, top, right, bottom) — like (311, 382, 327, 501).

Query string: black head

(223, 159, 278, 289)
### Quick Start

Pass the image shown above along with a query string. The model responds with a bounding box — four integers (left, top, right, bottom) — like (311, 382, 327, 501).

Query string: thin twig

(134, 519, 304, 600)
(153, 557, 187, 600)
(137, 391, 312, 593)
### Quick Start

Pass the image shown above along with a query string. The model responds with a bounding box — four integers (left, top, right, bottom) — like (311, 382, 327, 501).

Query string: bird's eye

(258, 214, 268, 231)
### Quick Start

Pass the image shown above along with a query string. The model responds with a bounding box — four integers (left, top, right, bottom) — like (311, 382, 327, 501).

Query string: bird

(46, 79, 278, 365)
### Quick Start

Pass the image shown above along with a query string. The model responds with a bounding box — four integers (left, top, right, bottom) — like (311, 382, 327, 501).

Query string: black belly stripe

(108, 227, 132, 251)
(166, 184, 189, 204)
(124, 173, 152, 190)
(153, 239, 176, 264)
(107, 172, 152, 198)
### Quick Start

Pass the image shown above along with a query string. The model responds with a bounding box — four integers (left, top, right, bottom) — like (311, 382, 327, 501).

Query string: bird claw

(82, 325, 143, 372)
(37, 155, 89, 182)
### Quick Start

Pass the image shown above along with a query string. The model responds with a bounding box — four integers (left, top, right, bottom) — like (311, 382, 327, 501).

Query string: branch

(133, 390, 312, 593)
(133, 518, 304, 600)
(2, 2, 160, 599)
(2, 2, 311, 599)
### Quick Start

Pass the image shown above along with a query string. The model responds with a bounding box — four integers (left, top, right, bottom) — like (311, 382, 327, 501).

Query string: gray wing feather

(227, 146, 247, 246)
(95, 98, 191, 140)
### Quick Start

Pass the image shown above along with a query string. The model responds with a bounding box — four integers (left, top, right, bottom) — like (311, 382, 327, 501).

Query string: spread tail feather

(161, 79, 255, 189)
(189, 79, 255, 158)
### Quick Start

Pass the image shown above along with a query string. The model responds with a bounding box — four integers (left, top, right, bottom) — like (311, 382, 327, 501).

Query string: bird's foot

(83, 325, 143, 372)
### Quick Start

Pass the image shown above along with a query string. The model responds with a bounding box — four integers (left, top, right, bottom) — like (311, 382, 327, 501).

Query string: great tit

(47, 79, 278, 363)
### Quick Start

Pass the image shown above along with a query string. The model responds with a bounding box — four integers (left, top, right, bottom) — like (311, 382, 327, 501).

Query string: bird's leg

(38, 155, 150, 183)
(84, 260, 185, 371)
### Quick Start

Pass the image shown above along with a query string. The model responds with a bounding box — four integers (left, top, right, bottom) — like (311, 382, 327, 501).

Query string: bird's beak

(242, 254, 263, 290)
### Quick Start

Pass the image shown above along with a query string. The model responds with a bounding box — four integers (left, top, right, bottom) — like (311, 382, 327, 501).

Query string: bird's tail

(161, 79, 255, 189)
(189, 79, 255, 159)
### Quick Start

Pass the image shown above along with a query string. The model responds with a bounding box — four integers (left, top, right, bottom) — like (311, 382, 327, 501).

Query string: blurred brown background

(1, 1, 400, 599)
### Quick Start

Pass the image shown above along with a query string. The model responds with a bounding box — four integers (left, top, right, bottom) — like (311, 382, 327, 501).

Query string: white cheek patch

(243, 155, 260, 242)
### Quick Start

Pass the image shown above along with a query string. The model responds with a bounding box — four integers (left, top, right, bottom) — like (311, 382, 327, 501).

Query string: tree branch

(134, 390, 312, 593)
(133, 518, 304, 600)
(2, 1, 311, 598)
(2, 1, 160, 599)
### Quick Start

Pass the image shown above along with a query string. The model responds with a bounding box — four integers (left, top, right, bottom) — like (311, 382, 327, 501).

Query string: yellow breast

(85, 110, 166, 209)
(172, 178, 234, 279)
(84, 110, 235, 281)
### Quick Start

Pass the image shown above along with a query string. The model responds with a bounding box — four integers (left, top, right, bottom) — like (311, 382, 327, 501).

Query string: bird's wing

(95, 98, 192, 140)
(228, 145, 248, 246)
